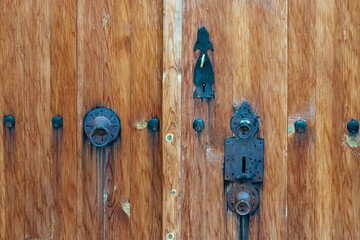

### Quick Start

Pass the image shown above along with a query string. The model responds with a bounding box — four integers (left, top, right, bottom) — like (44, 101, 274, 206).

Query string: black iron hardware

(84, 108, 120, 147)
(347, 119, 359, 135)
(227, 183, 259, 216)
(224, 102, 263, 183)
(52, 115, 63, 128)
(4, 115, 15, 128)
(224, 101, 263, 240)
(193, 27, 214, 99)
(294, 120, 307, 133)
(147, 117, 160, 132)
(193, 119, 205, 133)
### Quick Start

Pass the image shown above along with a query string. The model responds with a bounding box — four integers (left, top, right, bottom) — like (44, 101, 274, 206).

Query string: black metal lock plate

(193, 27, 214, 99)
(224, 102, 264, 183)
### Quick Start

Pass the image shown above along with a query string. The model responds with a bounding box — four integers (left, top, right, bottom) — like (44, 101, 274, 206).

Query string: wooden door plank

(258, 0, 288, 239)
(232, 1, 261, 239)
(103, 0, 131, 239)
(287, 0, 316, 239)
(206, 0, 233, 239)
(49, 0, 77, 239)
(76, 0, 104, 239)
(314, 1, 344, 239)
(180, 0, 206, 239)
(130, 0, 163, 239)
(162, 0, 182, 239)
(0, 1, 25, 239)
(341, 0, 360, 239)
(22, 0, 52, 238)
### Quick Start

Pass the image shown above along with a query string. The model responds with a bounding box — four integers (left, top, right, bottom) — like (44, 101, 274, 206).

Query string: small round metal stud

(4, 115, 15, 128)
(193, 119, 205, 133)
(147, 117, 160, 132)
(294, 120, 307, 133)
(347, 119, 359, 135)
(52, 115, 63, 128)
(166, 233, 174, 240)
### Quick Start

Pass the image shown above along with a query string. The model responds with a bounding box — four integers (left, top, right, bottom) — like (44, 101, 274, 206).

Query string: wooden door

(1, 0, 359, 240)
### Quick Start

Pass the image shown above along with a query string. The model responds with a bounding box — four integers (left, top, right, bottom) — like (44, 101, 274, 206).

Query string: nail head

(4, 115, 15, 128)
(52, 115, 63, 128)
(347, 119, 359, 135)
(294, 120, 307, 133)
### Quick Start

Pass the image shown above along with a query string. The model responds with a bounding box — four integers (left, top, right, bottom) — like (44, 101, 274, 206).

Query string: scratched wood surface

(1, 1, 360, 239)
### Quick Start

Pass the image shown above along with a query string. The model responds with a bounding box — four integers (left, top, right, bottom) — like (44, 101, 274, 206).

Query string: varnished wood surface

(288, 0, 316, 239)
(0, 1, 25, 239)
(0, 1, 359, 239)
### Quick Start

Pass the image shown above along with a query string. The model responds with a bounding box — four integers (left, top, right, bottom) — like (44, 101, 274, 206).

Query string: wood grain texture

(206, 0, 233, 239)
(23, 0, 52, 238)
(232, 0, 261, 239)
(76, 0, 104, 239)
(315, 1, 344, 239)
(0, 1, 25, 239)
(103, 0, 131, 239)
(162, 0, 182, 239)
(130, 0, 163, 239)
(49, 0, 77, 239)
(258, 0, 288, 239)
(287, 0, 316, 239)
(180, 0, 206, 239)
(342, 1, 360, 239)
(1, 1, 360, 239)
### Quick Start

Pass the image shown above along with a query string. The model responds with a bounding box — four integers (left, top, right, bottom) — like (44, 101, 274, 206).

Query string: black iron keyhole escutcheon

(193, 27, 215, 99)
(84, 107, 120, 147)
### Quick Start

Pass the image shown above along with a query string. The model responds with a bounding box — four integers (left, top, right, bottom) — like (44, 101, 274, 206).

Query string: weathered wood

(180, 0, 206, 239)
(130, 0, 163, 239)
(76, 0, 104, 239)
(342, 1, 360, 239)
(22, 0, 52, 238)
(1, 1, 360, 239)
(162, 0, 182, 239)
(0, 1, 25, 239)
(258, 0, 288, 239)
(232, 0, 261, 239)
(206, 0, 233, 239)
(287, 0, 316, 239)
(49, 0, 77, 239)
(103, 0, 131, 239)
(315, 1, 344, 239)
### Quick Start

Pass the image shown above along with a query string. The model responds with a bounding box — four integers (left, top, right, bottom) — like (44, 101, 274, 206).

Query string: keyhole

(202, 83, 206, 92)
(242, 156, 246, 173)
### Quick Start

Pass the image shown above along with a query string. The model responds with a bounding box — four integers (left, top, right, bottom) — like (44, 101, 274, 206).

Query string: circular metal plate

(84, 108, 120, 147)
(227, 183, 259, 215)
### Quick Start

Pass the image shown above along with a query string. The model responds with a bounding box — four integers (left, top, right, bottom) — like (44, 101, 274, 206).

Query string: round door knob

(84, 108, 120, 147)
(227, 184, 259, 216)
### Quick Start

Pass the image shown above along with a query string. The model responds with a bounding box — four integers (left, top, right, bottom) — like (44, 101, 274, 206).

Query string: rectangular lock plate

(224, 101, 264, 183)
(224, 138, 264, 182)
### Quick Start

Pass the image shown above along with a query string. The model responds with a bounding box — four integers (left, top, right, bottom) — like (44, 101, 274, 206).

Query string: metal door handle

(83, 107, 120, 147)
(224, 101, 264, 240)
